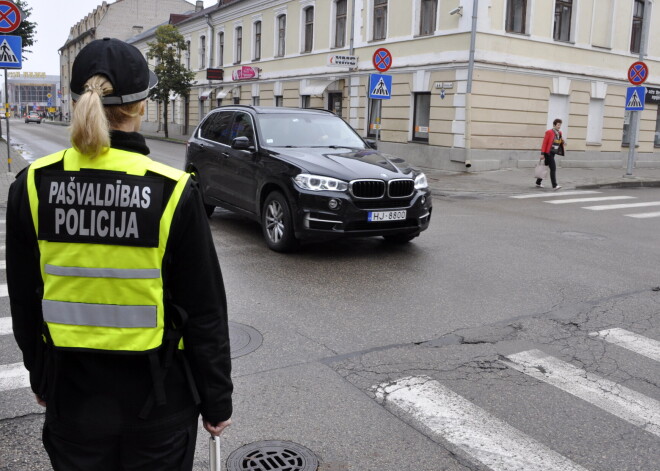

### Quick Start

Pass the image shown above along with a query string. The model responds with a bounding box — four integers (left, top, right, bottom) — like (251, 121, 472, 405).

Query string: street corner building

(61, 0, 660, 172)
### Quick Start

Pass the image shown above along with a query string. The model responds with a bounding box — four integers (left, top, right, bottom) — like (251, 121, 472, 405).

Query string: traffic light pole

(626, 0, 652, 176)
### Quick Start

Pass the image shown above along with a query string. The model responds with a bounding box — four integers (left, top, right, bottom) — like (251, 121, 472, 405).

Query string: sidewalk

(2, 122, 660, 209)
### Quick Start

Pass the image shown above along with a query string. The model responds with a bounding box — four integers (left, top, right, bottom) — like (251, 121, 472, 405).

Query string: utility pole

(626, 0, 652, 176)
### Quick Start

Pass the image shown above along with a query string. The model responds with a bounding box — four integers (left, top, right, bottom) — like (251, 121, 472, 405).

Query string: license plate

(368, 210, 407, 222)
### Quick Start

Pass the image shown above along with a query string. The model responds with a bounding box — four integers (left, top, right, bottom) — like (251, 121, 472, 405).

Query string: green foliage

(11, 0, 37, 61)
(146, 25, 196, 102)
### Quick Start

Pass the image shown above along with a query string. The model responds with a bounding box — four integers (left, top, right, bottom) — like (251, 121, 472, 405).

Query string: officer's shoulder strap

(147, 160, 189, 182)
(30, 149, 67, 171)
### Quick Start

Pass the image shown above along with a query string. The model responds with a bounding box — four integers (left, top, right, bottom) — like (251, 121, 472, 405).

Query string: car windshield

(258, 113, 367, 149)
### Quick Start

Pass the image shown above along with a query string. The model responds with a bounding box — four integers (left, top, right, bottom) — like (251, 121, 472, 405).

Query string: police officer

(6, 38, 232, 470)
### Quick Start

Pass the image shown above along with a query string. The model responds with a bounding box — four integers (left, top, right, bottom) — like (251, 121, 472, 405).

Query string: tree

(147, 25, 195, 138)
(12, 0, 37, 61)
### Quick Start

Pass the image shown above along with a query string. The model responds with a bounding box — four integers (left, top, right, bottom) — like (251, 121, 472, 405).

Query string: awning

(216, 86, 240, 99)
(198, 89, 212, 101)
(299, 79, 335, 97)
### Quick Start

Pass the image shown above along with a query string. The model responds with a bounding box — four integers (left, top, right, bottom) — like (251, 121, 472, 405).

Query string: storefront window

(413, 93, 431, 142)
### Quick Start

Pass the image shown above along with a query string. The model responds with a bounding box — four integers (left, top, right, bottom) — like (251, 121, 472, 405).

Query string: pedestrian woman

(6, 38, 232, 470)
(536, 118, 565, 190)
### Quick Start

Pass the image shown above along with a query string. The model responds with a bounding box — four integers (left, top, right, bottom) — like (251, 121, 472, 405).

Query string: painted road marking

(0, 284, 6, 297)
(0, 317, 11, 336)
(590, 328, 660, 362)
(0, 362, 30, 392)
(502, 349, 660, 438)
(625, 211, 660, 219)
(374, 376, 588, 471)
(545, 196, 636, 204)
(583, 201, 660, 211)
(511, 191, 601, 199)
(0, 260, 5, 269)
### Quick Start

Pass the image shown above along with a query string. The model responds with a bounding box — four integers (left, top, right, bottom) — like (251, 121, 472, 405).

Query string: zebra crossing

(374, 327, 660, 471)
(0, 212, 30, 400)
(510, 189, 660, 219)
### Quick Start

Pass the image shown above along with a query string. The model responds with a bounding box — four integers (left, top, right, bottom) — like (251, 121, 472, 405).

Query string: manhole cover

(229, 321, 263, 358)
(227, 440, 319, 471)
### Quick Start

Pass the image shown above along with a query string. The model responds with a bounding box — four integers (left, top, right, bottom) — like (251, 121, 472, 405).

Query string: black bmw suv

(185, 105, 432, 252)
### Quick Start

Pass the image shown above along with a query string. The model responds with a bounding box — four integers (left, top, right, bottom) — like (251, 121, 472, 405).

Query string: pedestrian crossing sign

(369, 73, 392, 100)
(625, 86, 645, 111)
(0, 35, 21, 68)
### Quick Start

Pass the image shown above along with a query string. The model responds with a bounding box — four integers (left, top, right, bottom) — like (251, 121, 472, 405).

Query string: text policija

(48, 178, 152, 239)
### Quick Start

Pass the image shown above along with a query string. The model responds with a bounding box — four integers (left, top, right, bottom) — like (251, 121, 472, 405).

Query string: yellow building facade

(130, 0, 660, 171)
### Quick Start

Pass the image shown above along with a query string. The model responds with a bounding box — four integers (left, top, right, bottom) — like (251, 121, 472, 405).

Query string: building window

(217, 98, 223, 108)
(254, 22, 261, 60)
(373, 0, 388, 40)
(185, 40, 191, 69)
(420, 0, 437, 36)
(413, 93, 431, 142)
(301, 95, 310, 108)
(235, 27, 242, 64)
(335, 0, 347, 48)
(233, 96, 240, 105)
(275, 95, 284, 107)
(554, 0, 573, 42)
(200, 35, 206, 69)
(506, 0, 527, 34)
(218, 32, 224, 66)
(253, 96, 260, 106)
(277, 15, 286, 57)
(368, 99, 381, 138)
(303, 7, 314, 53)
(655, 108, 660, 147)
(631, 0, 644, 54)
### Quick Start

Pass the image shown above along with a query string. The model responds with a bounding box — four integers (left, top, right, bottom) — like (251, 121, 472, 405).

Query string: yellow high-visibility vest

(26, 147, 190, 352)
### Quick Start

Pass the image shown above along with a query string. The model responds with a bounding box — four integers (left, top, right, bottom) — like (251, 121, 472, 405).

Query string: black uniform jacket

(6, 131, 232, 435)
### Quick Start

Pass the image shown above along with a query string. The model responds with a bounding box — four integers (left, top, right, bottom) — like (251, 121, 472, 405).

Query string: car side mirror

(365, 138, 378, 150)
(232, 136, 253, 151)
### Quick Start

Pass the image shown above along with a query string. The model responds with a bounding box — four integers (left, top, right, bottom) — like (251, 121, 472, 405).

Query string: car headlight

(294, 174, 348, 192)
(414, 172, 428, 189)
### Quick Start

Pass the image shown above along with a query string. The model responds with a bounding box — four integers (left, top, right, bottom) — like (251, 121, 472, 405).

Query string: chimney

(195, 1, 203, 11)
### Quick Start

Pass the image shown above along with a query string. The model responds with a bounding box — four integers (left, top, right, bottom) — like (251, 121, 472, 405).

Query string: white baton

(209, 435, 222, 471)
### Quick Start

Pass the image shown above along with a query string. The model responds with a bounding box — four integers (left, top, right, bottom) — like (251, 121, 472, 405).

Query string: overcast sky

(19, 0, 217, 75)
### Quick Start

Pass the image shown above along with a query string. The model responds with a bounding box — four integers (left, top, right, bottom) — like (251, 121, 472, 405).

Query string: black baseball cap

(70, 38, 158, 105)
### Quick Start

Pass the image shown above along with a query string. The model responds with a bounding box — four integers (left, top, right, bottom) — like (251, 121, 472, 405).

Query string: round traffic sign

(372, 48, 393, 72)
(628, 61, 649, 85)
(0, 1, 21, 34)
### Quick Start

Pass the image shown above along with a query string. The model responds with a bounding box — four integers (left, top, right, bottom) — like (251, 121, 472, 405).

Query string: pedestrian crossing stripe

(0, 38, 18, 64)
(0, 284, 6, 297)
(0, 363, 30, 393)
(371, 77, 390, 97)
(591, 328, 660, 362)
(0, 317, 11, 336)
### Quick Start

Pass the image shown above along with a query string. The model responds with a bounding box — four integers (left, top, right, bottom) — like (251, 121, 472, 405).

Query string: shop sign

(232, 66, 260, 81)
(328, 55, 357, 67)
(644, 86, 660, 104)
(207, 68, 224, 80)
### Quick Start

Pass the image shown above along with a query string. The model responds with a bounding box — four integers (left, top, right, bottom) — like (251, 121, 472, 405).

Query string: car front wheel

(262, 191, 298, 252)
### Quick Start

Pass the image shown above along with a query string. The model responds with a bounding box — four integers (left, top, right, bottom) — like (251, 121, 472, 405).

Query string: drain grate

(227, 440, 319, 471)
(228, 321, 263, 358)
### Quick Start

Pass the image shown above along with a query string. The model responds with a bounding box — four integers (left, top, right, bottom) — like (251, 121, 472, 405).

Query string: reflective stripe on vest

(26, 148, 190, 352)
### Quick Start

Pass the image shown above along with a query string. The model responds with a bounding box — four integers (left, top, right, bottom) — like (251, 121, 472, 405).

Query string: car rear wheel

(262, 191, 298, 252)
(383, 233, 417, 244)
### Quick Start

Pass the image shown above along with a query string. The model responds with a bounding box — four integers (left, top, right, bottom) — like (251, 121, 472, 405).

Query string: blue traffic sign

(0, 34, 21, 68)
(625, 86, 646, 111)
(369, 74, 392, 100)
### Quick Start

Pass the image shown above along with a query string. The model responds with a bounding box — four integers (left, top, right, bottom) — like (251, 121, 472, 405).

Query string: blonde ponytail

(70, 75, 112, 158)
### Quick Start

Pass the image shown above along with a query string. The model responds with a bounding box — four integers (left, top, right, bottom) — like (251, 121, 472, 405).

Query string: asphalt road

(1, 122, 658, 470)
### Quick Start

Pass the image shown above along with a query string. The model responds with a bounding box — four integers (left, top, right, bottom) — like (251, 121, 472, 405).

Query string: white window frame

(199, 35, 206, 70)
(369, 0, 388, 41)
(301, 3, 315, 53)
(332, 0, 347, 48)
(217, 30, 225, 67)
(414, 0, 438, 37)
(253, 20, 262, 60)
(504, 0, 531, 35)
(553, 0, 577, 43)
(275, 13, 287, 57)
(234, 23, 243, 64)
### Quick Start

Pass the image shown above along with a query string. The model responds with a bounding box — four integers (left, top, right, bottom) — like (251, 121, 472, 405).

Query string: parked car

(25, 113, 42, 124)
(185, 106, 432, 252)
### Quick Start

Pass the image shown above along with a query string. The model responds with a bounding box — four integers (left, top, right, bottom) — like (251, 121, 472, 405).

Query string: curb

(576, 180, 660, 190)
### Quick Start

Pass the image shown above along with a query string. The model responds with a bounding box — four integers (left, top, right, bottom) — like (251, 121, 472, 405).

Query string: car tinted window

(258, 113, 366, 148)
(200, 111, 233, 145)
(230, 112, 255, 143)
